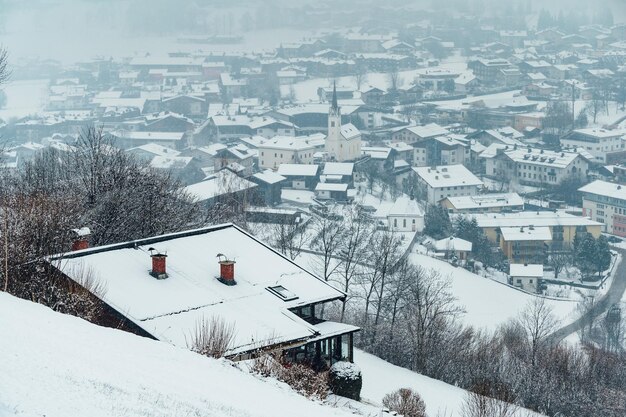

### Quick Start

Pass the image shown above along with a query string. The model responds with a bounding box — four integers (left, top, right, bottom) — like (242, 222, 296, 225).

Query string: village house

(440, 192, 524, 214)
(485, 146, 590, 187)
(258, 136, 321, 170)
(314, 182, 351, 202)
(509, 263, 544, 293)
(470, 211, 602, 251)
(434, 237, 473, 261)
(413, 135, 470, 167)
(561, 128, 626, 164)
(214, 146, 256, 177)
(48, 224, 359, 364)
(579, 180, 626, 236)
(249, 170, 287, 206)
(183, 169, 258, 210)
(204, 115, 297, 143)
(413, 164, 483, 205)
(387, 195, 425, 232)
(276, 163, 320, 190)
(390, 123, 450, 144)
(499, 226, 551, 264)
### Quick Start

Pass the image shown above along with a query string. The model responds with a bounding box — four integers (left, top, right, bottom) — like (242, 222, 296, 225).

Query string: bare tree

(461, 392, 519, 417)
(517, 297, 559, 366)
(269, 219, 308, 261)
(0, 47, 10, 86)
(355, 63, 368, 91)
(547, 252, 570, 280)
(309, 214, 344, 283)
(336, 206, 372, 322)
(383, 388, 427, 417)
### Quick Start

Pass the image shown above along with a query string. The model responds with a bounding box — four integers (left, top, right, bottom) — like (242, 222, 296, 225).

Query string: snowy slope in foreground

(0, 293, 352, 417)
(356, 349, 542, 417)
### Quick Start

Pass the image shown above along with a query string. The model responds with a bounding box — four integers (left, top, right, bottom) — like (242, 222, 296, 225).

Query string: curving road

(548, 247, 626, 344)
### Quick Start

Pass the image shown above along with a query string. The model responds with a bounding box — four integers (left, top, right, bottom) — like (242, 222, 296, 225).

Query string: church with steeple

(325, 83, 362, 162)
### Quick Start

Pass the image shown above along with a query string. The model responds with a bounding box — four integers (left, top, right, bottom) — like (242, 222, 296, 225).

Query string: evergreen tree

(424, 204, 452, 239)
(593, 235, 611, 279)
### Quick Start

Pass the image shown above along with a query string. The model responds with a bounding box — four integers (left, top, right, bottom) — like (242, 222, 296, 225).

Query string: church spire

(331, 81, 338, 112)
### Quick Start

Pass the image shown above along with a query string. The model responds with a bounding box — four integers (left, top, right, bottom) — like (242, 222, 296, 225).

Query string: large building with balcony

(561, 128, 626, 164)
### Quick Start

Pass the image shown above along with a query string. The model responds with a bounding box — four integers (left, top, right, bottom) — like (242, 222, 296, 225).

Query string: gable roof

(48, 224, 347, 356)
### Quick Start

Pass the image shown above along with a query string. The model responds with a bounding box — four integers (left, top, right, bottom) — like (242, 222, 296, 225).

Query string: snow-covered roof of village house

(500, 146, 589, 168)
(109, 130, 185, 142)
(403, 123, 449, 139)
(127, 143, 181, 158)
(444, 193, 524, 210)
(388, 195, 424, 217)
(252, 169, 286, 185)
(150, 155, 193, 170)
(362, 146, 392, 160)
(413, 165, 483, 189)
(277, 163, 319, 177)
(323, 162, 354, 176)
(49, 224, 347, 356)
(434, 237, 473, 252)
(258, 136, 320, 151)
(509, 263, 543, 278)
(183, 170, 257, 202)
(470, 211, 601, 229)
(315, 182, 349, 192)
(500, 226, 552, 242)
(579, 179, 626, 201)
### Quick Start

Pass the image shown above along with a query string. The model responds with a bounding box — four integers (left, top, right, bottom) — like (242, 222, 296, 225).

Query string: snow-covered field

(0, 292, 354, 417)
(407, 253, 578, 331)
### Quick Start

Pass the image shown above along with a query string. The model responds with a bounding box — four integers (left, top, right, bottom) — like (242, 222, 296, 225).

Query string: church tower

(326, 82, 342, 160)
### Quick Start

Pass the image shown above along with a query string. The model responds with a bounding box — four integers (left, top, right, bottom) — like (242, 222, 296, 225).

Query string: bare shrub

(382, 388, 427, 417)
(189, 316, 236, 358)
(461, 392, 518, 417)
(250, 353, 329, 400)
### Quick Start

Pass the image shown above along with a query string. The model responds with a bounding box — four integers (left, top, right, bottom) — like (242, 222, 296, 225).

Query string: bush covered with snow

(329, 362, 362, 400)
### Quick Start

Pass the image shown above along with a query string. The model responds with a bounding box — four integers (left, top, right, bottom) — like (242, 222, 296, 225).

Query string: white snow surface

(408, 253, 577, 330)
(0, 292, 354, 417)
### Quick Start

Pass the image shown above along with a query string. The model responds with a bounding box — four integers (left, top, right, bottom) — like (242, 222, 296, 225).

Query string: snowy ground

(407, 252, 578, 331)
(355, 349, 541, 417)
(0, 292, 355, 417)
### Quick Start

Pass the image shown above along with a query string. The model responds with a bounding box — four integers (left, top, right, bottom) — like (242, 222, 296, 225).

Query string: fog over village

(1, 1, 626, 416)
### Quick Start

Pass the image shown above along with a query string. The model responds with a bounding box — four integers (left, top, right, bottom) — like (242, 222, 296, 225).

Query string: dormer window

(267, 285, 299, 301)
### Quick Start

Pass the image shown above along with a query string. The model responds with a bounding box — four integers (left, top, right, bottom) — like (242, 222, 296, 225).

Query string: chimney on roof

(71, 227, 91, 251)
(148, 248, 168, 279)
(217, 254, 236, 285)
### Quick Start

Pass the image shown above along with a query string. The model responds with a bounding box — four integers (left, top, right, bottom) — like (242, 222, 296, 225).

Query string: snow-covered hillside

(408, 253, 578, 330)
(0, 293, 353, 417)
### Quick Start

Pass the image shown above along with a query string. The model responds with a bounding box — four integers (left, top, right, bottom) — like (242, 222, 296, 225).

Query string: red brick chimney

(149, 248, 168, 279)
(217, 254, 236, 285)
(71, 227, 91, 251)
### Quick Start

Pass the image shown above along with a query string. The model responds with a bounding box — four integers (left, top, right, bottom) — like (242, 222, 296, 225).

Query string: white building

(387, 195, 425, 232)
(441, 192, 524, 213)
(579, 179, 626, 236)
(561, 128, 626, 163)
(325, 85, 362, 162)
(413, 164, 483, 204)
(258, 136, 322, 170)
(509, 263, 543, 293)
(485, 146, 590, 186)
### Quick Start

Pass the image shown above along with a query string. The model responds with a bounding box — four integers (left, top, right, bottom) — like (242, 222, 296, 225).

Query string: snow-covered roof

(150, 155, 193, 170)
(500, 147, 588, 169)
(258, 136, 319, 151)
(403, 123, 449, 139)
(434, 237, 473, 252)
(388, 196, 424, 217)
(323, 162, 354, 176)
(49, 224, 347, 356)
(252, 170, 286, 185)
(183, 170, 257, 202)
(471, 211, 601, 229)
(127, 143, 181, 157)
(109, 131, 185, 142)
(579, 180, 626, 201)
(500, 226, 552, 242)
(509, 263, 543, 277)
(277, 163, 319, 177)
(413, 165, 483, 189)
(340, 124, 361, 141)
(315, 182, 349, 192)
(444, 193, 524, 210)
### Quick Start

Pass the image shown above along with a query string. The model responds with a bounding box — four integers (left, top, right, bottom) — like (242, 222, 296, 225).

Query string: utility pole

(571, 82, 576, 129)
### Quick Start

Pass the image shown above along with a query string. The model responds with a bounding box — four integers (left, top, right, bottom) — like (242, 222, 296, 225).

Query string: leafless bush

(461, 392, 518, 417)
(382, 388, 427, 417)
(250, 352, 329, 400)
(189, 316, 236, 358)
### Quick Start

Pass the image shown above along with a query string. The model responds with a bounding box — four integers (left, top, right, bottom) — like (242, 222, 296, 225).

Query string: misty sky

(0, 0, 625, 65)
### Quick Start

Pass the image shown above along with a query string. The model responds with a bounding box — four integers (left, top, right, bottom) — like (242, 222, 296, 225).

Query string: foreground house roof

(48, 224, 349, 356)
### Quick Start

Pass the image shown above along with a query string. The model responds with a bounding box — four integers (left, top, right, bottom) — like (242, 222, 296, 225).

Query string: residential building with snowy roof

(48, 223, 358, 364)
(509, 263, 544, 293)
(258, 136, 320, 169)
(276, 163, 320, 190)
(561, 128, 626, 163)
(484, 145, 590, 187)
(390, 123, 450, 144)
(441, 192, 524, 214)
(387, 195, 425, 232)
(579, 180, 626, 236)
(413, 164, 483, 204)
